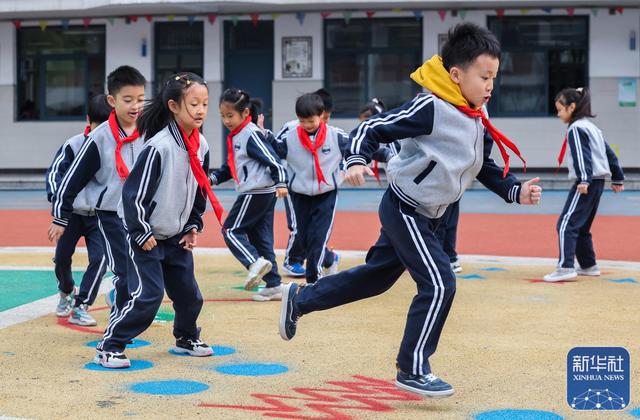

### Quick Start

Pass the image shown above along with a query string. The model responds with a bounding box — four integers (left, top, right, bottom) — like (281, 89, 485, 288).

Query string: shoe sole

(281, 268, 305, 278)
(576, 272, 601, 276)
(543, 274, 578, 282)
(252, 293, 283, 302)
(244, 261, 273, 291)
(56, 310, 72, 317)
(395, 380, 455, 398)
(279, 283, 294, 341)
(172, 347, 213, 357)
(99, 361, 131, 369)
(68, 317, 97, 327)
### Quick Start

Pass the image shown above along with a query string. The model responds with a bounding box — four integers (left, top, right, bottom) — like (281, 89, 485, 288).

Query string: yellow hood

(410, 55, 472, 109)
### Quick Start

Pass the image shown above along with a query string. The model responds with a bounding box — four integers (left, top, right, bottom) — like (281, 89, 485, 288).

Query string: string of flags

(9, 6, 632, 30)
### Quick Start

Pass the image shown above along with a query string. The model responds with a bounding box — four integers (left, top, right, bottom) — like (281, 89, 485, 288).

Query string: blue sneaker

(279, 283, 301, 340)
(395, 369, 455, 398)
(282, 262, 305, 278)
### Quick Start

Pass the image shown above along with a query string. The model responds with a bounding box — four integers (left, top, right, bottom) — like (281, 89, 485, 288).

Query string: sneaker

(244, 257, 272, 291)
(105, 287, 116, 308)
(576, 265, 601, 276)
(450, 260, 462, 273)
(173, 337, 214, 357)
(95, 350, 131, 369)
(55, 290, 75, 317)
(279, 283, 301, 341)
(324, 252, 340, 276)
(282, 262, 305, 278)
(543, 267, 577, 282)
(253, 284, 283, 302)
(69, 304, 97, 326)
(395, 369, 455, 398)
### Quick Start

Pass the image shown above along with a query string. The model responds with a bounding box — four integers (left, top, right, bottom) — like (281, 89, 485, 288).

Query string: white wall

(274, 13, 323, 80)
(105, 19, 152, 80)
(0, 22, 14, 86)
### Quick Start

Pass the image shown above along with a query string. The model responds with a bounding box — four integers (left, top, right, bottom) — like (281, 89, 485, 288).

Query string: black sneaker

(174, 337, 214, 357)
(279, 283, 301, 341)
(95, 350, 131, 369)
(395, 369, 455, 398)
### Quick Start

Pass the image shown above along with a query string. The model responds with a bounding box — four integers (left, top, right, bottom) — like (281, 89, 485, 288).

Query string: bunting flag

(590, 8, 599, 16)
(391, 8, 402, 13)
(296, 12, 305, 26)
(271, 13, 281, 20)
(566, 7, 575, 16)
(107, 17, 115, 25)
(412, 10, 422, 20)
(207, 14, 217, 25)
(12, 19, 21, 29)
(438, 10, 447, 21)
(520, 9, 530, 15)
(83, 17, 92, 28)
(496, 8, 505, 17)
(187, 15, 196, 25)
(366, 11, 376, 18)
(39, 20, 48, 31)
(451, 10, 458, 17)
(145, 15, 153, 23)
(320, 12, 332, 19)
(61, 18, 70, 29)
(343, 11, 352, 24)
(128, 16, 138, 23)
(459, 10, 467, 19)
(542, 7, 553, 13)
(230, 15, 239, 26)
(167, 15, 175, 22)
(250, 13, 259, 27)
(616, 7, 624, 14)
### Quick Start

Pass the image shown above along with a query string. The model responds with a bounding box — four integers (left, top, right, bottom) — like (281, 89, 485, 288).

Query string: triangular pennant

(366, 11, 376, 18)
(12, 19, 21, 29)
(145, 15, 153, 23)
(320, 12, 332, 19)
(496, 8, 505, 18)
(343, 11, 352, 24)
(39, 20, 48, 31)
(271, 13, 281, 20)
(542, 7, 553, 13)
(187, 15, 196, 25)
(167, 15, 175, 22)
(207, 14, 217, 25)
(438, 10, 447, 21)
(231, 15, 239, 26)
(590, 8, 599, 16)
(107, 17, 115, 25)
(391, 8, 402, 13)
(61, 18, 70, 29)
(250, 13, 259, 27)
(296, 12, 305, 26)
(128, 16, 138, 23)
(520, 9, 530, 15)
(566, 7, 575, 16)
(83, 18, 91, 28)
(616, 7, 624, 14)
(412, 10, 422, 20)
(459, 10, 467, 19)
(451, 10, 458, 17)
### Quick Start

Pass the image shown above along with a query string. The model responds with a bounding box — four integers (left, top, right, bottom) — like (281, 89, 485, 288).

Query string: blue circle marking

(214, 363, 288, 376)
(475, 409, 563, 420)
(169, 345, 236, 357)
(86, 339, 151, 349)
(84, 359, 154, 371)
(130, 380, 209, 395)
(629, 408, 640, 418)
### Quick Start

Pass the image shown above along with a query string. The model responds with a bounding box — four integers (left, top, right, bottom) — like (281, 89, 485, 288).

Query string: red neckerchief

(372, 161, 382, 186)
(83, 125, 91, 137)
(556, 133, 568, 173)
(297, 121, 330, 188)
(455, 106, 526, 177)
(226, 116, 252, 183)
(177, 124, 225, 226)
(107, 111, 140, 179)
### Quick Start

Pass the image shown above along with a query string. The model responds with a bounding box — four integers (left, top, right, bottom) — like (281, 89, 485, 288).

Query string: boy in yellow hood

(279, 23, 542, 398)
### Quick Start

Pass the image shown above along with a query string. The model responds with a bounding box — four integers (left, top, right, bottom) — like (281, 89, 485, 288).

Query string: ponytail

(220, 88, 262, 124)
(359, 97, 387, 120)
(555, 87, 595, 124)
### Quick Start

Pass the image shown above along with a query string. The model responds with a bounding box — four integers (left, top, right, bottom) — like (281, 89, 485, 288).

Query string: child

(359, 98, 401, 185)
(95, 72, 218, 368)
(210, 88, 288, 302)
(48, 65, 146, 367)
(279, 23, 542, 397)
(543, 87, 624, 282)
(45, 94, 111, 326)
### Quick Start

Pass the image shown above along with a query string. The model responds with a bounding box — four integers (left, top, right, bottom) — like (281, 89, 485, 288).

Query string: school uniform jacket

(209, 122, 287, 194)
(51, 120, 145, 227)
(345, 93, 522, 219)
(119, 121, 209, 248)
(565, 118, 624, 185)
(45, 132, 94, 215)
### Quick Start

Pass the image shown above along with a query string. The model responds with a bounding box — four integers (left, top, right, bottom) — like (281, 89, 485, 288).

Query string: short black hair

(87, 94, 112, 124)
(313, 88, 333, 113)
(441, 23, 501, 70)
(295, 93, 325, 118)
(107, 65, 146, 96)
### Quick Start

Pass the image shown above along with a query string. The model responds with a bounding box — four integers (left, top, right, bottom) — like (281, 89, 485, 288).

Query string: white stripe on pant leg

(284, 195, 298, 265)
(96, 215, 122, 327)
(81, 255, 106, 304)
(225, 195, 257, 265)
(101, 234, 144, 344)
(317, 194, 338, 277)
(558, 190, 581, 267)
(400, 213, 443, 375)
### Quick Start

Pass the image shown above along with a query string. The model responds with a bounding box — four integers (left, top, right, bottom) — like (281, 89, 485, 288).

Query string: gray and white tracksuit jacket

(45, 132, 94, 215)
(346, 93, 523, 219)
(118, 121, 209, 248)
(565, 118, 624, 185)
(52, 120, 145, 226)
(210, 122, 287, 194)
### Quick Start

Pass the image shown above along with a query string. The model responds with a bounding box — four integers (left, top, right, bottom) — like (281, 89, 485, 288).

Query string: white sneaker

(450, 260, 462, 273)
(244, 257, 272, 291)
(252, 284, 283, 302)
(325, 252, 340, 276)
(173, 337, 214, 357)
(68, 304, 97, 326)
(543, 267, 577, 282)
(55, 290, 74, 317)
(576, 265, 601, 276)
(95, 350, 131, 369)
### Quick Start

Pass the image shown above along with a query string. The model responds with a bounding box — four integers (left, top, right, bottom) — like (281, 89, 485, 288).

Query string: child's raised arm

(246, 131, 288, 189)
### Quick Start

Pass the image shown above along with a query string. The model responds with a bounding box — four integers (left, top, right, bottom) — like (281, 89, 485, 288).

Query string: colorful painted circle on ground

(214, 363, 288, 376)
(84, 360, 154, 372)
(629, 407, 640, 418)
(153, 307, 175, 322)
(85, 339, 151, 349)
(232, 284, 264, 292)
(169, 345, 236, 357)
(129, 380, 209, 395)
(475, 409, 563, 419)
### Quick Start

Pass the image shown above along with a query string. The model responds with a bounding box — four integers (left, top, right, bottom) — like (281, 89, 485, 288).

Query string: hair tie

(576, 87, 584, 94)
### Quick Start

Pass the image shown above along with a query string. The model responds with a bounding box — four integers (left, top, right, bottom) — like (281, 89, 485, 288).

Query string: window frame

(153, 21, 204, 94)
(323, 17, 423, 118)
(487, 15, 589, 118)
(16, 25, 106, 122)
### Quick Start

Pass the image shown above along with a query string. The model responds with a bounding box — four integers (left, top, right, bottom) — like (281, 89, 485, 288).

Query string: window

(325, 18, 422, 117)
(488, 16, 588, 117)
(17, 26, 105, 121)
(154, 22, 203, 92)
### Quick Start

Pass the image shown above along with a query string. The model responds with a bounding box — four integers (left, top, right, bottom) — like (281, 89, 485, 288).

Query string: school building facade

(0, 0, 638, 171)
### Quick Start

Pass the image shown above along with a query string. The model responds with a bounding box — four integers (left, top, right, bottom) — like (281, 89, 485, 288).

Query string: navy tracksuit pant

(556, 179, 605, 269)
(96, 211, 131, 318)
(54, 212, 107, 306)
(99, 233, 204, 352)
(223, 193, 281, 288)
(435, 200, 460, 263)
(295, 188, 456, 375)
(288, 190, 337, 283)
